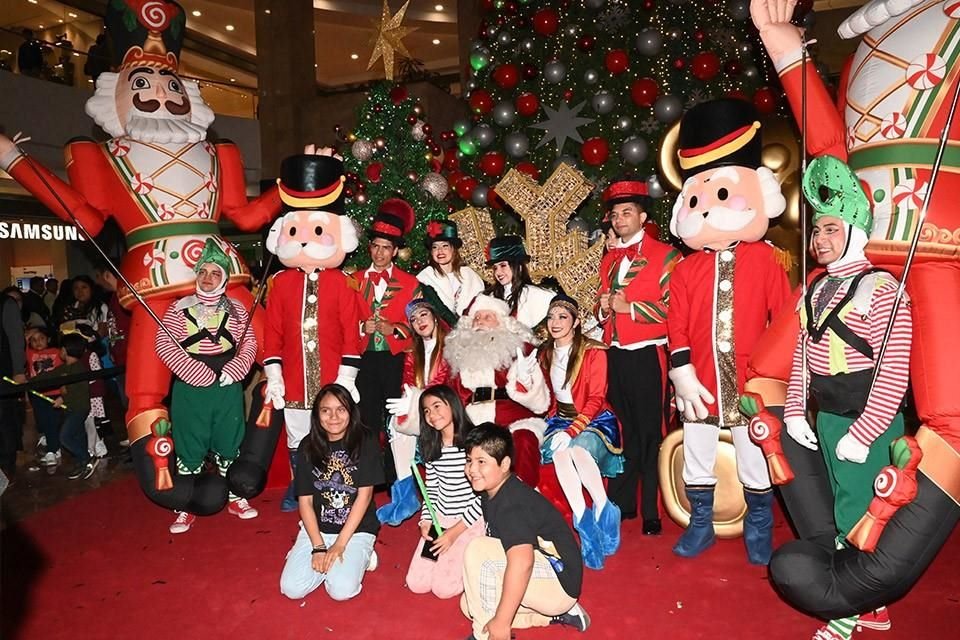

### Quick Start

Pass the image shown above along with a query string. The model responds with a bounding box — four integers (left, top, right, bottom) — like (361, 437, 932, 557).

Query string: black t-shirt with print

(481, 474, 583, 599)
(295, 434, 385, 535)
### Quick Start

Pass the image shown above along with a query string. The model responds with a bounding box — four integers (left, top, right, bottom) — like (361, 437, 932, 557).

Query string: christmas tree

(342, 82, 455, 271)
(448, 0, 796, 229)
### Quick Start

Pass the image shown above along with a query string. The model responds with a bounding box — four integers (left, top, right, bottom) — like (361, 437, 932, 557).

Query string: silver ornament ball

(351, 139, 374, 161)
(544, 60, 567, 84)
(620, 137, 648, 165)
(591, 90, 616, 115)
(471, 184, 490, 207)
(421, 172, 449, 200)
(504, 131, 530, 159)
(653, 95, 683, 124)
(492, 101, 517, 127)
(583, 69, 599, 85)
(646, 174, 666, 199)
(473, 124, 496, 149)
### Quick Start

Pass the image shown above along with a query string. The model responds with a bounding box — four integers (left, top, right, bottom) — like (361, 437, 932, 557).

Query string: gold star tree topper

(367, 0, 418, 81)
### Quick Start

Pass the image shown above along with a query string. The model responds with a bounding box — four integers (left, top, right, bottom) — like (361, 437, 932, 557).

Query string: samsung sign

(0, 222, 85, 241)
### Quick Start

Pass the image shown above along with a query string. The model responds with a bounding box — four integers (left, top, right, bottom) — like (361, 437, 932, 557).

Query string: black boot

(673, 486, 716, 558)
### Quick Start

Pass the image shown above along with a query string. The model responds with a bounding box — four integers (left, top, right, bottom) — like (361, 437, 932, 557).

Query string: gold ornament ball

(375, 138, 387, 148)
(348, 133, 357, 142)
(407, 171, 419, 182)
(398, 247, 412, 261)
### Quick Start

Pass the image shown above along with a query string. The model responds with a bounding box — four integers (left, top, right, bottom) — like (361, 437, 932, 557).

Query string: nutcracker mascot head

(85, 0, 214, 144)
(670, 98, 786, 251)
(266, 153, 358, 270)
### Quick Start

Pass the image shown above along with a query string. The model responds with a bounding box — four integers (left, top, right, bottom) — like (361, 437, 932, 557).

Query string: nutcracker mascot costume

(667, 98, 791, 565)
(746, 0, 960, 620)
(262, 152, 365, 512)
(444, 294, 549, 488)
(0, 0, 283, 514)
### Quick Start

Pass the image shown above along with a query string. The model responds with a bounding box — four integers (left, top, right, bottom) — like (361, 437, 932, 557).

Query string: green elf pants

(171, 379, 245, 472)
(816, 411, 904, 538)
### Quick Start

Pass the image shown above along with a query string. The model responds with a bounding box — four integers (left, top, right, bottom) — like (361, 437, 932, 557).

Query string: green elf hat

(802, 155, 873, 235)
(194, 238, 232, 277)
(485, 235, 529, 266)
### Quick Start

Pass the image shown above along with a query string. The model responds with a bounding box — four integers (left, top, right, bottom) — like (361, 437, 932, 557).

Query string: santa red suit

(444, 295, 549, 488)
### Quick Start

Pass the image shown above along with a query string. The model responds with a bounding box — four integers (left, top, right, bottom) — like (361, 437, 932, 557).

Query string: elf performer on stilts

(156, 239, 260, 534)
(0, 0, 284, 513)
(666, 98, 791, 565)
(745, 0, 960, 621)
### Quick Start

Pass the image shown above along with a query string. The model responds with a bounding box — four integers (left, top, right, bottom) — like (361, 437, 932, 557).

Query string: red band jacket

(349, 266, 420, 355)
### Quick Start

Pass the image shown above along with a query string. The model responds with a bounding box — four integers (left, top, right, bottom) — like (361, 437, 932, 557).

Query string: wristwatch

(311, 544, 327, 555)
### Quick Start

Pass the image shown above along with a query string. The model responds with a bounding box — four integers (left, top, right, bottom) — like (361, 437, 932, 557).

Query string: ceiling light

(28, 0, 38, 4)
(314, 63, 318, 68)
(230, 78, 236, 83)
(350, 53, 359, 60)
(88, 79, 93, 83)
(68, 12, 77, 18)
(264, 9, 271, 14)
(38, 24, 44, 29)
(192, 10, 201, 17)
(72, 51, 79, 56)
(435, 4, 444, 10)
(225, 24, 235, 31)
(432, 38, 440, 45)
(58, 19, 63, 23)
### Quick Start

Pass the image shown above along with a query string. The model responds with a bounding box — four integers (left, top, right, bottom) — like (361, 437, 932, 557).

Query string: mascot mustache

(134, 94, 191, 116)
(276, 239, 338, 262)
(675, 205, 756, 239)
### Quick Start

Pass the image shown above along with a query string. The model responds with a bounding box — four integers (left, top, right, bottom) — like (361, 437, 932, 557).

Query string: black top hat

(485, 235, 529, 266)
(277, 155, 347, 215)
(369, 198, 415, 247)
(677, 98, 762, 180)
(105, 0, 186, 71)
(423, 220, 462, 250)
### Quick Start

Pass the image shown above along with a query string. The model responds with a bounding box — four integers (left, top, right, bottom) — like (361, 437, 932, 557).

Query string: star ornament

(529, 101, 596, 156)
(367, 0, 418, 81)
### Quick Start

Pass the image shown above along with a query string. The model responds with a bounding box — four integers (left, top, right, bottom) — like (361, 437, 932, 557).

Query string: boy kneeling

(461, 423, 590, 640)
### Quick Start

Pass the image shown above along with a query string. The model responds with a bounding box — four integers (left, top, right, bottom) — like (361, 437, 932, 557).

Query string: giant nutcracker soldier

(666, 98, 792, 565)
(746, 0, 960, 620)
(0, 1, 282, 513)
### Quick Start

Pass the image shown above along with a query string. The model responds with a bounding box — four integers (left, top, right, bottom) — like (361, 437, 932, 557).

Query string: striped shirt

(784, 260, 911, 445)
(420, 446, 482, 526)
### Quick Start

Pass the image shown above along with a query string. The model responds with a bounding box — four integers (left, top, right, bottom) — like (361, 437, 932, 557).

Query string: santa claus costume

(444, 295, 548, 488)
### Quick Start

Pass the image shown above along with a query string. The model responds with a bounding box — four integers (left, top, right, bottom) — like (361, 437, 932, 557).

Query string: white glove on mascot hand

(668, 364, 716, 422)
(785, 416, 819, 451)
(264, 363, 286, 409)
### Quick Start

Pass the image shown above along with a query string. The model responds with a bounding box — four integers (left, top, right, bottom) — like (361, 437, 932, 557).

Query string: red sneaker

(812, 627, 845, 640)
(857, 608, 892, 632)
(228, 498, 259, 520)
(169, 511, 196, 534)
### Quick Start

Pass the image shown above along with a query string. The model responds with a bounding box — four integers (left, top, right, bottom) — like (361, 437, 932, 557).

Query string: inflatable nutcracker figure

(748, 0, 960, 620)
(0, 0, 283, 513)
(666, 98, 791, 565)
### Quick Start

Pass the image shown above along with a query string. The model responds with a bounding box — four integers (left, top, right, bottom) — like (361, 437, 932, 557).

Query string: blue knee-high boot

(673, 486, 716, 558)
(595, 500, 622, 557)
(281, 449, 298, 513)
(743, 488, 774, 565)
(376, 474, 421, 526)
(574, 507, 605, 570)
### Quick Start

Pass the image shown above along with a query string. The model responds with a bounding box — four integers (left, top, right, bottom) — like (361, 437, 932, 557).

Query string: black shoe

(643, 518, 662, 535)
(67, 462, 88, 480)
(81, 457, 101, 480)
(621, 510, 638, 521)
(551, 603, 591, 632)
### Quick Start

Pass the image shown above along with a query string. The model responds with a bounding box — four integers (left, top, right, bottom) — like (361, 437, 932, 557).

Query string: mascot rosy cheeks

(0, 0, 282, 515)
(666, 98, 792, 565)
(745, 0, 960, 621)
(262, 152, 365, 512)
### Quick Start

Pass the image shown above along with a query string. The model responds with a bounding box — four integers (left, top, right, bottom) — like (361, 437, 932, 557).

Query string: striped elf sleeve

(848, 286, 912, 446)
(629, 248, 681, 324)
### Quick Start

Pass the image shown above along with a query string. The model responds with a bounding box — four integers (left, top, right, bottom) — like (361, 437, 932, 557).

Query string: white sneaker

(169, 511, 196, 534)
(94, 439, 108, 457)
(227, 498, 259, 519)
(366, 549, 378, 572)
(39, 451, 61, 466)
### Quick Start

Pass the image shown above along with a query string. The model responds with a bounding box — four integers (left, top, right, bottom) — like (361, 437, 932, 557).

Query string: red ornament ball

(373, 104, 383, 113)
(365, 162, 383, 183)
(487, 187, 504, 210)
(492, 63, 520, 90)
(724, 59, 743, 76)
(516, 92, 540, 117)
(642, 0, 655, 9)
(479, 151, 507, 178)
(690, 51, 720, 81)
(406, 114, 418, 125)
(581, 137, 609, 166)
(469, 89, 494, 115)
(455, 175, 478, 201)
(422, 123, 433, 135)
(673, 57, 686, 70)
(389, 86, 409, 105)
(563, 88, 574, 102)
(753, 87, 777, 115)
(480, 0, 494, 12)
(605, 49, 630, 75)
(522, 64, 538, 80)
(630, 77, 659, 107)
(532, 8, 559, 36)
(694, 30, 706, 43)
(443, 153, 460, 171)
(577, 35, 596, 52)
(515, 161, 540, 180)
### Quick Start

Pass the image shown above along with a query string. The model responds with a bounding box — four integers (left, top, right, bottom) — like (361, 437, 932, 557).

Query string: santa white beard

(444, 324, 526, 377)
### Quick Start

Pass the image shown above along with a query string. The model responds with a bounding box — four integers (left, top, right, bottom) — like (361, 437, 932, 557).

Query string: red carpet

(3, 477, 958, 639)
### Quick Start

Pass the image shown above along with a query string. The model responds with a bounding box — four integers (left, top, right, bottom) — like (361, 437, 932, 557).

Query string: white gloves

(515, 347, 539, 387)
(386, 383, 415, 417)
(785, 416, 819, 451)
(668, 364, 715, 422)
(335, 364, 360, 403)
(263, 363, 286, 409)
(836, 432, 869, 464)
(549, 432, 572, 453)
(219, 372, 235, 387)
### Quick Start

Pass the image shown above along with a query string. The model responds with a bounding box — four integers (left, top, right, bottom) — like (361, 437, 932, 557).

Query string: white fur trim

(509, 417, 547, 443)
(465, 401, 496, 426)
(394, 388, 424, 437)
(468, 294, 510, 319)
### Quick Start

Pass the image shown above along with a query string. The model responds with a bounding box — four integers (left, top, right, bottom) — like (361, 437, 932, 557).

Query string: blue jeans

(279, 523, 375, 601)
(59, 410, 90, 463)
(30, 395, 61, 453)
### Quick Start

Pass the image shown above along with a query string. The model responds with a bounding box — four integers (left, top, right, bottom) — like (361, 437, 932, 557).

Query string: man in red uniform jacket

(596, 177, 681, 535)
(667, 99, 791, 564)
(262, 152, 364, 511)
(349, 199, 420, 477)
